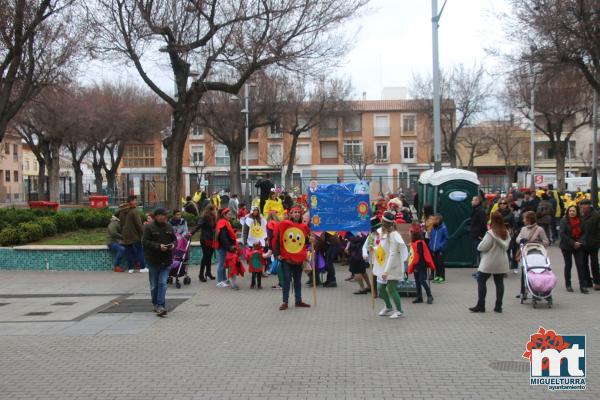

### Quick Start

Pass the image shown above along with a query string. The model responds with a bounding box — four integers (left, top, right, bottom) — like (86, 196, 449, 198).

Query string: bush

(53, 213, 77, 233)
(38, 217, 57, 237)
(0, 227, 20, 246)
(182, 212, 199, 228)
(17, 222, 44, 243)
(69, 209, 112, 229)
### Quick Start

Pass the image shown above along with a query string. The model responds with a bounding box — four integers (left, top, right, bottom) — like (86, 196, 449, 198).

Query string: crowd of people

(106, 180, 600, 319)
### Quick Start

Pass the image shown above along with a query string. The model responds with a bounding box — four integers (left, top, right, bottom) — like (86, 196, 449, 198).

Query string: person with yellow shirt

(263, 190, 285, 220)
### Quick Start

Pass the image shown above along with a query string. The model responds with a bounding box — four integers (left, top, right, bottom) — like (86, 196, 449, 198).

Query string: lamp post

(592, 90, 598, 208)
(431, 0, 447, 172)
(529, 56, 536, 193)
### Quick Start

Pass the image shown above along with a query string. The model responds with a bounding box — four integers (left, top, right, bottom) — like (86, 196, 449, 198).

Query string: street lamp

(592, 90, 598, 208)
(235, 83, 256, 204)
(431, 0, 448, 172)
(528, 48, 537, 193)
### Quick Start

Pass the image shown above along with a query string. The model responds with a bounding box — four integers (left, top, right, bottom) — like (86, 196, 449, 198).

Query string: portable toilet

(428, 168, 480, 267)
(417, 169, 434, 216)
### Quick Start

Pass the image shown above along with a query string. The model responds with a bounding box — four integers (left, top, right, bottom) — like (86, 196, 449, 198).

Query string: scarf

(569, 217, 582, 241)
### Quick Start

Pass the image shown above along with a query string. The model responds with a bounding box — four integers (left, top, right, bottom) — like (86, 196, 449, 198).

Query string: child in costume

(225, 246, 245, 290)
(246, 242, 271, 289)
(407, 223, 435, 304)
(372, 211, 409, 319)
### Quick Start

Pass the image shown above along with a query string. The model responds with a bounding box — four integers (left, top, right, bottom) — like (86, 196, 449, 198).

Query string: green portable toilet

(428, 168, 480, 267)
(417, 169, 434, 216)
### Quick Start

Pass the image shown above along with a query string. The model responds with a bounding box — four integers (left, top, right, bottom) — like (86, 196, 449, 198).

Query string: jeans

(125, 242, 145, 270)
(217, 248, 228, 283)
(200, 242, 214, 277)
(378, 280, 403, 312)
(476, 272, 504, 310)
(471, 238, 481, 268)
(414, 268, 432, 299)
(432, 251, 444, 279)
(282, 261, 303, 304)
(561, 248, 585, 287)
(581, 246, 600, 285)
(324, 244, 340, 283)
(148, 265, 170, 308)
(108, 243, 126, 267)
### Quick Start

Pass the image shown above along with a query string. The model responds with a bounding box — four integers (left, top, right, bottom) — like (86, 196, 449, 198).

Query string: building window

(343, 140, 363, 161)
(268, 122, 283, 138)
(123, 144, 155, 168)
(375, 142, 389, 163)
(319, 116, 338, 137)
(5, 170, 10, 182)
(374, 115, 390, 136)
(25, 160, 30, 171)
(320, 142, 338, 159)
(298, 117, 311, 138)
(402, 141, 416, 163)
(268, 143, 283, 164)
(215, 144, 230, 166)
(34, 161, 38, 170)
(344, 114, 361, 132)
(13, 144, 18, 161)
(4, 143, 9, 155)
(242, 143, 259, 161)
(189, 145, 204, 165)
(296, 144, 311, 165)
(190, 120, 205, 138)
(13, 171, 18, 182)
(402, 115, 416, 133)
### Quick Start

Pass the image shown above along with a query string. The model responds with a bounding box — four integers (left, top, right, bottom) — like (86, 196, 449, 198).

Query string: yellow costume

(263, 198, 285, 220)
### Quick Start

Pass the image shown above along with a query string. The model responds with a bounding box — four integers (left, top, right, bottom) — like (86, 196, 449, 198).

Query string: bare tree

(487, 119, 529, 185)
(343, 147, 375, 181)
(456, 127, 492, 170)
(411, 64, 491, 167)
(510, 64, 593, 191)
(0, 0, 82, 142)
(89, 0, 369, 209)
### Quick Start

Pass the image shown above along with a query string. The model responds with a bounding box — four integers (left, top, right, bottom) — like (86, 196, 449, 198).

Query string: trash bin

(418, 168, 480, 267)
(28, 201, 59, 211)
(89, 195, 109, 209)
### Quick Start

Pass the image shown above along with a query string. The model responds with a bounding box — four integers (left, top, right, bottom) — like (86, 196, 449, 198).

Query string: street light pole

(431, 0, 445, 172)
(529, 61, 536, 192)
(592, 90, 598, 208)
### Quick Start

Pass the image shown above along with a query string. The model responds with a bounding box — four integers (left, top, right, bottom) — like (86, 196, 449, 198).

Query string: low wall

(0, 243, 203, 271)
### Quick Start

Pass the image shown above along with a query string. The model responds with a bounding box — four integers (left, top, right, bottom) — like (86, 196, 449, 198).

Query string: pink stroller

(519, 242, 557, 308)
(167, 235, 192, 289)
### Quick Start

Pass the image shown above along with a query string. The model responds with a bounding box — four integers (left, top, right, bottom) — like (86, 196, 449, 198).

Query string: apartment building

(119, 99, 438, 197)
(0, 132, 24, 203)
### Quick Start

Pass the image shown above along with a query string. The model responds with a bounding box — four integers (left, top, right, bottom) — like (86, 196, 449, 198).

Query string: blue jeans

(148, 265, 170, 308)
(217, 248, 228, 283)
(282, 261, 303, 304)
(125, 242, 145, 270)
(108, 243, 126, 267)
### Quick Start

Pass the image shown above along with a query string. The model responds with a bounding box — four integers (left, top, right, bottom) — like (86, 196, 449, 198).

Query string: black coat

(142, 221, 177, 268)
(255, 179, 274, 199)
(559, 217, 580, 251)
(581, 210, 600, 248)
(470, 204, 487, 240)
(190, 217, 215, 243)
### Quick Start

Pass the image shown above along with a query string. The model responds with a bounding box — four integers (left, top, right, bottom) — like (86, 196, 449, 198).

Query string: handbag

(269, 258, 280, 275)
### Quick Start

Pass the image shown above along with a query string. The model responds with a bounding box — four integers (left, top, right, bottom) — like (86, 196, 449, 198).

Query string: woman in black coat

(559, 205, 588, 294)
(190, 204, 217, 281)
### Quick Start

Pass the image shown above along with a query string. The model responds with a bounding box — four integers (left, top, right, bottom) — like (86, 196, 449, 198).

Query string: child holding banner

(374, 211, 409, 319)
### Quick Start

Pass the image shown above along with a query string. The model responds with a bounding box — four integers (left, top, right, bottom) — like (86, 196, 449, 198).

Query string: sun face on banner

(283, 227, 306, 254)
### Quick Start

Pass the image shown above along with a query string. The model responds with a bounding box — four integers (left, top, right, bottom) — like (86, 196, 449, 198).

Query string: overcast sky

(82, 0, 512, 100)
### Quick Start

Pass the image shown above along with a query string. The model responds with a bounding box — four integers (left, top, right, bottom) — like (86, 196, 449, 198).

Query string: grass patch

(33, 228, 107, 246)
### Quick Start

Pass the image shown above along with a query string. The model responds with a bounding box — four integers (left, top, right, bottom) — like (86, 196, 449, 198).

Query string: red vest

(277, 220, 309, 265)
(407, 240, 435, 274)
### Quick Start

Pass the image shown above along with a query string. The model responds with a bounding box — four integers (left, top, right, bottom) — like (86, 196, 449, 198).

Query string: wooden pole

(312, 252, 317, 307)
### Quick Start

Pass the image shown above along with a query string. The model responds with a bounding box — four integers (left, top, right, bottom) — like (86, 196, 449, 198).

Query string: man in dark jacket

(255, 174, 274, 214)
(142, 208, 177, 317)
(470, 196, 487, 268)
(116, 195, 147, 273)
(579, 200, 600, 290)
(183, 196, 199, 216)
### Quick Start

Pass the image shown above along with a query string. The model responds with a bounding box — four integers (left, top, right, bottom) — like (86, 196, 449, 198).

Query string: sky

(81, 0, 513, 100)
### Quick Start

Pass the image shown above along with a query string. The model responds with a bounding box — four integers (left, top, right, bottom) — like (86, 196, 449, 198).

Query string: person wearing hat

(142, 208, 177, 317)
(215, 208, 238, 288)
(579, 199, 600, 290)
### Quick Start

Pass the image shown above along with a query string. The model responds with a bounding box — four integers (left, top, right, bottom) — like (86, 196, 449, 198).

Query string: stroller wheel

(176, 281, 181, 289)
(183, 276, 191, 285)
(167, 276, 173, 285)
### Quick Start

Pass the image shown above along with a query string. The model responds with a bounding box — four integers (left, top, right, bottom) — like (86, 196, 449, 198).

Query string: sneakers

(271, 284, 282, 290)
(389, 311, 404, 319)
(434, 277, 445, 284)
(216, 281, 230, 288)
(128, 269, 134, 274)
(378, 307, 393, 316)
(139, 268, 149, 273)
(156, 307, 167, 317)
(114, 266, 123, 273)
(295, 301, 311, 308)
(512, 269, 519, 274)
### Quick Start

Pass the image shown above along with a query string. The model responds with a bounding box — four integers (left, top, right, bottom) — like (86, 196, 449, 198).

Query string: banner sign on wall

(308, 181, 371, 232)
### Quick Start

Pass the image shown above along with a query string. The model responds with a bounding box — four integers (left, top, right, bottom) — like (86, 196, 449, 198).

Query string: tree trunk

(285, 133, 300, 189)
(449, 148, 458, 168)
(37, 158, 46, 200)
(106, 171, 117, 195)
(165, 109, 192, 210)
(92, 163, 103, 194)
(72, 162, 84, 204)
(555, 149, 566, 192)
(46, 141, 61, 203)
(228, 149, 242, 200)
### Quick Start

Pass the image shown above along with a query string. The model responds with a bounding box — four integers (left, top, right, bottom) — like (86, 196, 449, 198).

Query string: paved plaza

(0, 246, 598, 400)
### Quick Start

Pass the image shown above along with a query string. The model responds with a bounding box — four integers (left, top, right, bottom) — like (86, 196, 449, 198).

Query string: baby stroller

(167, 235, 192, 289)
(519, 242, 557, 308)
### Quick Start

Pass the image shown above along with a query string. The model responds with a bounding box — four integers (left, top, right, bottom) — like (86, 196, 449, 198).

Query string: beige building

(119, 99, 441, 197)
(0, 132, 24, 203)
(22, 144, 42, 197)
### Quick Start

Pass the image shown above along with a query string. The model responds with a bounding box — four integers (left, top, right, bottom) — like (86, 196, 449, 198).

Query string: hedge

(0, 208, 113, 246)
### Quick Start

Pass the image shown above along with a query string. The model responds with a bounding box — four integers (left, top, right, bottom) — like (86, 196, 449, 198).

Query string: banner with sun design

(309, 181, 370, 232)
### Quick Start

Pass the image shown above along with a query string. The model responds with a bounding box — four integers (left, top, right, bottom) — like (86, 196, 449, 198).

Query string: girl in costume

(244, 206, 267, 247)
(246, 242, 272, 289)
(373, 211, 409, 319)
(407, 223, 435, 304)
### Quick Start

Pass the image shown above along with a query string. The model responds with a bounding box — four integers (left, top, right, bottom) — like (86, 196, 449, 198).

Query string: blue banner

(308, 181, 371, 232)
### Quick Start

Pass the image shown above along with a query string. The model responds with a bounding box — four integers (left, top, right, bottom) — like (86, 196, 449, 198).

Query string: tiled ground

(0, 246, 598, 399)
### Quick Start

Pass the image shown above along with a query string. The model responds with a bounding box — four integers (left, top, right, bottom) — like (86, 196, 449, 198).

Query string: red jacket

(407, 240, 435, 274)
(275, 220, 309, 265)
(215, 218, 236, 249)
